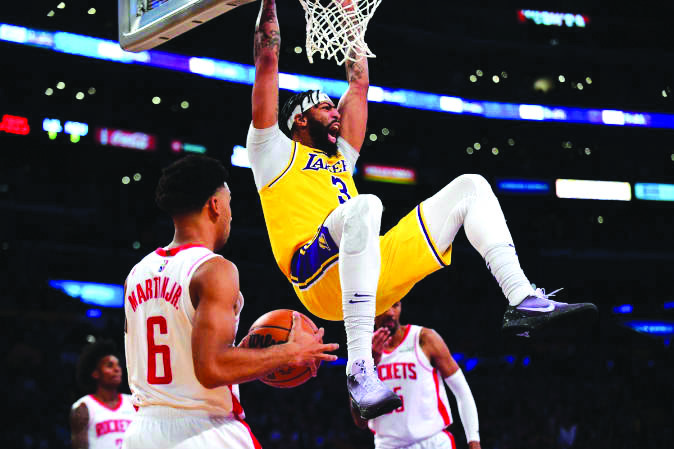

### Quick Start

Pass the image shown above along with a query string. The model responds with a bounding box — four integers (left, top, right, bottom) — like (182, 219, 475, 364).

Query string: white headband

(286, 91, 333, 131)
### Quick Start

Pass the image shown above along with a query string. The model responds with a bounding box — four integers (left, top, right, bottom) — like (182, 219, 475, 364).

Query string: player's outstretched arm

(69, 403, 89, 449)
(336, 0, 369, 152)
(421, 328, 481, 449)
(190, 257, 339, 388)
(252, 0, 281, 129)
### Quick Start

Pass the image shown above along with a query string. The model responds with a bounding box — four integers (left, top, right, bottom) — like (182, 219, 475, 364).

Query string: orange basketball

(238, 309, 321, 388)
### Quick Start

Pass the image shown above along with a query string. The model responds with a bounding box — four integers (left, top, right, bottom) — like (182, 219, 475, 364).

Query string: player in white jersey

(350, 302, 481, 449)
(122, 155, 339, 449)
(70, 340, 136, 449)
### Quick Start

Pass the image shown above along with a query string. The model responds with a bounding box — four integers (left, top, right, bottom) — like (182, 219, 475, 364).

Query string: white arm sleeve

(336, 137, 360, 174)
(246, 122, 293, 190)
(444, 369, 480, 443)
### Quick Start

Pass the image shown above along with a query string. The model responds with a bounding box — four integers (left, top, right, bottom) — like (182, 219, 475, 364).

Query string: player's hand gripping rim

(287, 311, 339, 376)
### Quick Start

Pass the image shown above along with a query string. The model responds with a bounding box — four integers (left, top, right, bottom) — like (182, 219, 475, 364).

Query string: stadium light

(3, 23, 674, 129)
(49, 280, 124, 308)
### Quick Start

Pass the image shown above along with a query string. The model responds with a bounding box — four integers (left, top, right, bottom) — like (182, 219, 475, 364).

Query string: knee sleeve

(464, 173, 494, 197)
(454, 173, 491, 199)
(342, 194, 383, 255)
(423, 173, 508, 255)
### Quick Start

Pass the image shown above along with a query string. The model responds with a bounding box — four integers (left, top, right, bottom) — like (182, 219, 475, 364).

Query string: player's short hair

(75, 339, 118, 393)
(155, 155, 229, 216)
(279, 89, 323, 138)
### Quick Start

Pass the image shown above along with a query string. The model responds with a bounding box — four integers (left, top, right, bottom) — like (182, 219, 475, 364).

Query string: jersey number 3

(147, 316, 173, 384)
(332, 176, 352, 204)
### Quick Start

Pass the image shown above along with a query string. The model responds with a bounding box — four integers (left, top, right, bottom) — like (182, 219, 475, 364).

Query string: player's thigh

(421, 174, 493, 252)
(375, 205, 452, 316)
(323, 193, 382, 245)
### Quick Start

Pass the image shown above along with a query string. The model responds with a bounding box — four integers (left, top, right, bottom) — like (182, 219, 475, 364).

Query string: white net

(298, 0, 383, 66)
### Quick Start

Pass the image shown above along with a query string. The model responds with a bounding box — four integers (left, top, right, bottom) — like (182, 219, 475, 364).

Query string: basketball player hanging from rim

(248, 0, 597, 420)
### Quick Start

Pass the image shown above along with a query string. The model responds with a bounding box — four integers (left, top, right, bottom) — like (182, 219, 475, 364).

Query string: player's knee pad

(342, 194, 382, 255)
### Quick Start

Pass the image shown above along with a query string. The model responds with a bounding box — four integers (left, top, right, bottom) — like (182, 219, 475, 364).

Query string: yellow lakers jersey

(258, 140, 359, 278)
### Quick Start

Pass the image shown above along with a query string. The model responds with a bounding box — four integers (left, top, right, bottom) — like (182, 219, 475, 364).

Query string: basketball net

(298, 0, 382, 66)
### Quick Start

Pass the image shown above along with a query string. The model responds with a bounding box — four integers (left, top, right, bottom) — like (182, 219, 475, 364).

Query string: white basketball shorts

(380, 430, 456, 449)
(121, 406, 260, 449)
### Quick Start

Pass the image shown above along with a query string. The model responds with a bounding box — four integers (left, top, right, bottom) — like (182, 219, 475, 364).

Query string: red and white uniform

(123, 244, 259, 449)
(70, 394, 135, 449)
(369, 325, 456, 449)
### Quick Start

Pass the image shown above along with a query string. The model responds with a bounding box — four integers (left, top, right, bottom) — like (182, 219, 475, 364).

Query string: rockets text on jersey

(71, 394, 135, 449)
(369, 325, 452, 449)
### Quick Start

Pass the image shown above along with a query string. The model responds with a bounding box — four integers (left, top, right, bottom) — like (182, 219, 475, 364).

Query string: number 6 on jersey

(147, 316, 172, 384)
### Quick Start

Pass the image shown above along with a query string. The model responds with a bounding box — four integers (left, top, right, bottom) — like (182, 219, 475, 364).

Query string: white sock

(483, 244, 535, 306)
(342, 289, 376, 372)
(337, 195, 382, 374)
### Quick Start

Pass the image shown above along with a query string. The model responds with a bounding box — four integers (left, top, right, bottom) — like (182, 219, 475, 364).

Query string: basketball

(238, 309, 321, 388)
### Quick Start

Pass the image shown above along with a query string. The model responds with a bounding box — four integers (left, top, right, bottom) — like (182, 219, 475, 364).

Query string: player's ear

(294, 113, 307, 129)
(207, 194, 221, 217)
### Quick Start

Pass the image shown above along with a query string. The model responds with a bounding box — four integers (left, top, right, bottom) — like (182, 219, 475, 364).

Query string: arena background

(1, 1, 672, 448)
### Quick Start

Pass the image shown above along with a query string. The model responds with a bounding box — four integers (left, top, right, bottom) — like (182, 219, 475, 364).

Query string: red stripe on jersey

(155, 243, 206, 257)
(186, 253, 217, 279)
(443, 430, 456, 449)
(89, 394, 123, 411)
(432, 369, 451, 426)
(383, 324, 412, 354)
(228, 387, 261, 449)
(235, 417, 262, 449)
(228, 385, 244, 417)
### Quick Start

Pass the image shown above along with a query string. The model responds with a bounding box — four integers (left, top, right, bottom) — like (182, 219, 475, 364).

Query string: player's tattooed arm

(253, 0, 280, 60)
(337, 52, 369, 152)
(336, 0, 369, 152)
(252, 0, 281, 128)
(345, 51, 368, 84)
(342, 0, 369, 87)
(70, 403, 89, 449)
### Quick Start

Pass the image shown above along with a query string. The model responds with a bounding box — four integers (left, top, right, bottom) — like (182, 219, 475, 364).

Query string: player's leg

(422, 174, 534, 303)
(324, 194, 402, 418)
(325, 194, 380, 368)
(421, 174, 596, 333)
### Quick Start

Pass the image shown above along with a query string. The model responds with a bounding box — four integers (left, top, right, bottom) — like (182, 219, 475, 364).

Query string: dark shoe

(502, 288, 597, 336)
(347, 359, 402, 419)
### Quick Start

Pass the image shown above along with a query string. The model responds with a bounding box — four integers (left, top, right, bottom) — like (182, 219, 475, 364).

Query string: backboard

(119, 0, 255, 52)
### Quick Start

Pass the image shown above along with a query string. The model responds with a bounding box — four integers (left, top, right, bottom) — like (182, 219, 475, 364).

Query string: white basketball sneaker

(347, 359, 402, 419)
